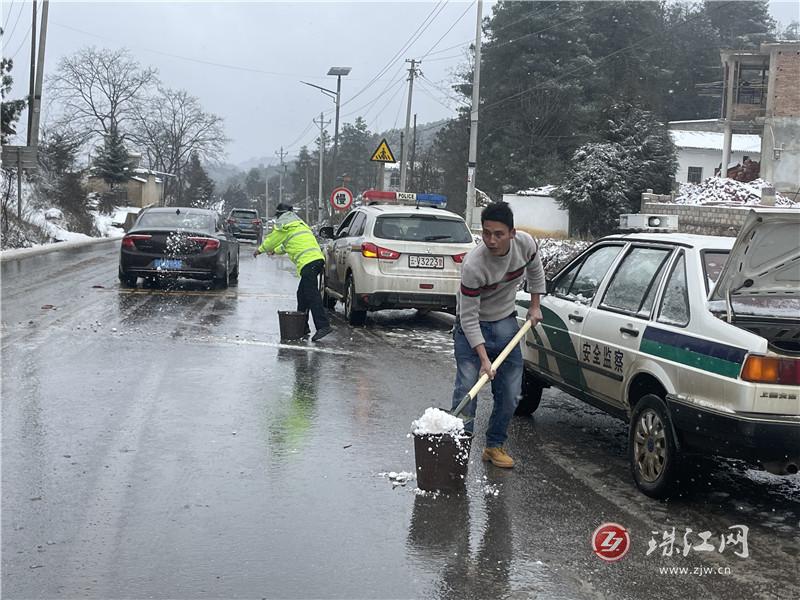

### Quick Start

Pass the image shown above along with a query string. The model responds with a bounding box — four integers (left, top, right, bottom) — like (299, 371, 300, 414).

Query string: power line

(339, 0, 448, 109)
(340, 68, 407, 121)
(420, 0, 476, 60)
(7, 24, 30, 62)
(49, 21, 333, 80)
(2, 0, 25, 45)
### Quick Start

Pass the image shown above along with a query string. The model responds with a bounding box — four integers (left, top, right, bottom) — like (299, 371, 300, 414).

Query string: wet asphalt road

(2, 240, 799, 600)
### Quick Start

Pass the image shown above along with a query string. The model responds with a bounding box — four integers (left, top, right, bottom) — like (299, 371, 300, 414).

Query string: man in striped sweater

(452, 202, 545, 468)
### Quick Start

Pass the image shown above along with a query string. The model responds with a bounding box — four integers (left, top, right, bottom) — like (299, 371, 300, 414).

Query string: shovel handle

(452, 319, 533, 418)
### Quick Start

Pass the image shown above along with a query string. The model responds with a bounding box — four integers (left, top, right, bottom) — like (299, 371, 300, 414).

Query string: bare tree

(47, 47, 157, 144)
(129, 87, 227, 204)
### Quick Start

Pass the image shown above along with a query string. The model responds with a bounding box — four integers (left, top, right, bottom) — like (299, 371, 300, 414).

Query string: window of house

(687, 166, 703, 183)
(389, 170, 400, 187)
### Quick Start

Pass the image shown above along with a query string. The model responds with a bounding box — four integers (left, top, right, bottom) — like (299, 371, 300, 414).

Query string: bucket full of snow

(277, 310, 307, 341)
(412, 408, 472, 492)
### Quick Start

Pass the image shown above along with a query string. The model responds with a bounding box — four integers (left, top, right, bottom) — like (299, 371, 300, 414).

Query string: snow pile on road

(411, 407, 465, 436)
(379, 471, 415, 488)
(674, 178, 796, 206)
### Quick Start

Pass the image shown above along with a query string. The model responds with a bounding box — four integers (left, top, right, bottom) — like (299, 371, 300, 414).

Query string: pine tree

(1, 50, 27, 144)
(221, 182, 248, 215)
(557, 103, 676, 238)
(93, 124, 133, 187)
(183, 152, 215, 208)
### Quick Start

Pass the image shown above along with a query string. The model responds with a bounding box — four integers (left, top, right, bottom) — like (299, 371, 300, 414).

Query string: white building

(669, 129, 761, 184)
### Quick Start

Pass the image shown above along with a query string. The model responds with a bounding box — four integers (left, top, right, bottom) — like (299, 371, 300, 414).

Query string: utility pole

(410, 113, 417, 192)
(399, 59, 420, 192)
(275, 146, 288, 204)
(465, 0, 483, 231)
(305, 161, 310, 223)
(313, 112, 331, 222)
(265, 165, 269, 218)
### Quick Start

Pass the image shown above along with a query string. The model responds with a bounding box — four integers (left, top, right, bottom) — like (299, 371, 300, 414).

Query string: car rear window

(373, 215, 472, 243)
(702, 251, 729, 293)
(231, 210, 257, 219)
(136, 211, 214, 231)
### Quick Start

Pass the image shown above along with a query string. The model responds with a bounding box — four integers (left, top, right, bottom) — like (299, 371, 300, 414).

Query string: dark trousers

(297, 259, 330, 332)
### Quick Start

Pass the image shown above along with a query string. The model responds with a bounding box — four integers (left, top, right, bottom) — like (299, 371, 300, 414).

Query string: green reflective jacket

(258, 213, 324, 275)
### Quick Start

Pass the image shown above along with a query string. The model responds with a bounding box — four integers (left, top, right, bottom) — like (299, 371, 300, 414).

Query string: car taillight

(188, 237, 221, 252)
(452, 252, 467, 264)
(252, 219, 262, 225)
(361, 242, 400, 260)
(741, 355, 800, 385)
(121, 234, 151, 249)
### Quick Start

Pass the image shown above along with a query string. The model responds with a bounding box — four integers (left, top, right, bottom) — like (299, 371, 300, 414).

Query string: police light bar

(361, 190, 447, 208)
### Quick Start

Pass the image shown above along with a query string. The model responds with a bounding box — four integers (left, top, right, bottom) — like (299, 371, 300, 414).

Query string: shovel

(451, 319, 533, 419)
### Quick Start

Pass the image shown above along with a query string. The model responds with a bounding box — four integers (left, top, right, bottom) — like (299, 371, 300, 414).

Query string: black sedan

(119, 207, 240, 288)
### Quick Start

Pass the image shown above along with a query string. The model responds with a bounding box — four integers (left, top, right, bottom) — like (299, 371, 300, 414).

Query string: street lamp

(301, 66, 351, 191)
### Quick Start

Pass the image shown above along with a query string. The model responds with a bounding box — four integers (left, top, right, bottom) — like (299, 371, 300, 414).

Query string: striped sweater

(458, 231, 545, 349)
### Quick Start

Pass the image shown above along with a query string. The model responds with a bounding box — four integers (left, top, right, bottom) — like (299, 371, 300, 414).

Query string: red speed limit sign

(330, 187, 353, 211)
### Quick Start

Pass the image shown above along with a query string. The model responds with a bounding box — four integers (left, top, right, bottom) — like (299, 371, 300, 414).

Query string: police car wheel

(515, 369, 544, 416)
(345, 276, 367, 326)
(629, 394, 680, 499)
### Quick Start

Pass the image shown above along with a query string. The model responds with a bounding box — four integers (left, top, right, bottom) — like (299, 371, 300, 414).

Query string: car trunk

(127, 228, 217, 257)
(371, 215, 472, 278)
(709, 209, 800, 354)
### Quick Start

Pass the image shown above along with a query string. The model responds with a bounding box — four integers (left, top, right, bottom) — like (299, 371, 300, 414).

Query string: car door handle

(619, 326, 639, 337)
(568, 314, 584, 322)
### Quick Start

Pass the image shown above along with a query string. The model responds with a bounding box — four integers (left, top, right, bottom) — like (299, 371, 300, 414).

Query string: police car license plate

(409, 255, 443, 269)
(154, 259, 182, 270)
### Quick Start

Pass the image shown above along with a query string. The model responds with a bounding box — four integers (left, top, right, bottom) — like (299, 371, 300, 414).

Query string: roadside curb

(0, 236, 121, 262)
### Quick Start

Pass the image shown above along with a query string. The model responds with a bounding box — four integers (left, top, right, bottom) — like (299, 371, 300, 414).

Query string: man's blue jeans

(451, 314, 523, 448)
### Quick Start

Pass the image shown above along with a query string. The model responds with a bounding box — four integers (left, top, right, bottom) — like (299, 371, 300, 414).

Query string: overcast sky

(2, 1, 798, 168)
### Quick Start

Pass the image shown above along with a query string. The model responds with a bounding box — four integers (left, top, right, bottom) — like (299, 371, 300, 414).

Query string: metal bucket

(414, 432, 473, 492)
(278, 310, 308, 341)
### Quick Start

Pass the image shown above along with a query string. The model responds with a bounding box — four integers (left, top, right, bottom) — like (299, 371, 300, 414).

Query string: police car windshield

(374, 215, 472, 243)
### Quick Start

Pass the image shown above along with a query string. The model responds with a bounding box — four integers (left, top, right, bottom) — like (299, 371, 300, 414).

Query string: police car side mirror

(318, 226, 334, 239)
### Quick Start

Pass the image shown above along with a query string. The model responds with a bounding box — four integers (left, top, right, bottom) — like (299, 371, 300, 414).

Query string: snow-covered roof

(131, 176, 148, 183)
(515, 185, 558, 196)
(670, 130, 761, 153)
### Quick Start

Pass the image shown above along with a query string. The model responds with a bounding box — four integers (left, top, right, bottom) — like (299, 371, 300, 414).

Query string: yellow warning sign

(370, 138, 396, 163)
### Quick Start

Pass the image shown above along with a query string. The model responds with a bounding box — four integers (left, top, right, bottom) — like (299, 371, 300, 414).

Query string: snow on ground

(673, 178, 796, 206)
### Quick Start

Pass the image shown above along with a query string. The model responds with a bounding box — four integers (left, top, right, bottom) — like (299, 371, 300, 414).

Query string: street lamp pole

(301, 67, 350, 193)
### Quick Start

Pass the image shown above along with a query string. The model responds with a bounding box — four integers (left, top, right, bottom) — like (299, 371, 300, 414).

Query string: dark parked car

(119, 207, 240, 288)
(226, 208, 263, 243)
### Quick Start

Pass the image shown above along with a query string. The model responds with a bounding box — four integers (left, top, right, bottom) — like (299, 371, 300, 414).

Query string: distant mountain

(205, 159, 285, 189)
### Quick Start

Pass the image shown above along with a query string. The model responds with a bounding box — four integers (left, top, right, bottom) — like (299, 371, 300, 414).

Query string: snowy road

(2, 241, 799, 599)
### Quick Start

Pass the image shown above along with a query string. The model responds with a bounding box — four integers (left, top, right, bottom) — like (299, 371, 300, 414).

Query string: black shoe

(311, 326, 332, 342)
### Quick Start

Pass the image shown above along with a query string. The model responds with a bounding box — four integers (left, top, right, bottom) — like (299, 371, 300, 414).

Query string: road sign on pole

(370, 138, 396, 163)
(1, 145, 39, 171)
(330, 187, 353, 211)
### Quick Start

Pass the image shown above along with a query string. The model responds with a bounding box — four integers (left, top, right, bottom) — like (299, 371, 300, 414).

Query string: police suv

(318, 191, 476, 324)
(515, 209, 800, 498)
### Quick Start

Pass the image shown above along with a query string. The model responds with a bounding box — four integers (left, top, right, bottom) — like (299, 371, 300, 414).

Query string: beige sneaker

(482, 446, 514, 468)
